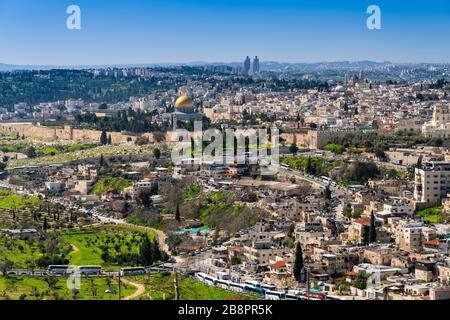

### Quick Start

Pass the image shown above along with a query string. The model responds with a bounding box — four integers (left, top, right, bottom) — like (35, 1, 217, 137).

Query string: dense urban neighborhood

(0, 61, 450, 301)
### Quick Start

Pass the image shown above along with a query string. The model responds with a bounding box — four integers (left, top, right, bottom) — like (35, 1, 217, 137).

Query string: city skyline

(0, 0, 449, 65)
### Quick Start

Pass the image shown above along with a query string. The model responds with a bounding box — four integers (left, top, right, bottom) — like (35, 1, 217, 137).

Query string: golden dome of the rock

(175, 95, 194, 109)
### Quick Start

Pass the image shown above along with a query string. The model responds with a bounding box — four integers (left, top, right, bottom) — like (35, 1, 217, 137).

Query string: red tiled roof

(425, 239, 440, 246)
(271, 261, 286, 269)
(354, 218, 370, 225)
(346, 271, 357, 277)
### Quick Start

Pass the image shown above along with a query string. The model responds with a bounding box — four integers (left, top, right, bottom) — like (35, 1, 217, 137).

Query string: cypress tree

(100, 130, 108, 145)
(139, 235, 154, 266)
(153, 148, 161, 160)
(175, 203, 181, 222)
(306, 156, 313, 175)
(99, 154, 106, 167)
(324, 185, 332, 201)
(151, 240, 161, 263)
(369, 211, 377, 243)
(293, 242, 304, 283)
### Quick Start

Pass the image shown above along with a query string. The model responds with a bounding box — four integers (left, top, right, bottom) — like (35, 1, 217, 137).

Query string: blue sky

(0, 0, 449, 65)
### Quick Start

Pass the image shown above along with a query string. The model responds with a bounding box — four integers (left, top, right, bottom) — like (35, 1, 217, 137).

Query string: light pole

(306, 268, 311, 300)
(118, 271, 122, 301)
(174, 267, 180, 301)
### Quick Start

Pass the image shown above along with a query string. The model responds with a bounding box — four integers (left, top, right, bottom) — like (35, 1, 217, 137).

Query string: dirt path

(121, 278, 146, 300)
(70, 244, 80, 254)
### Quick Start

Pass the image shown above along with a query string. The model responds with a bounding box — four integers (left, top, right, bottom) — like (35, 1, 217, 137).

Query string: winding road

(121, 278, 146, 300)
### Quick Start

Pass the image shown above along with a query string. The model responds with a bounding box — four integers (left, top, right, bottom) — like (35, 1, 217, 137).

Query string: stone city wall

(0, 123, 138, 144)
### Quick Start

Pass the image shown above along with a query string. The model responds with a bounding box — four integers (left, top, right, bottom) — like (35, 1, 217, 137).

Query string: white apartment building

(243, 241, 290, 268)
(414, 162, 450, 206)
(422, 104, 450, 138)
(443, 194, 450, 215)
(378, 197, 414, 218)
(393, 220, 437, 251)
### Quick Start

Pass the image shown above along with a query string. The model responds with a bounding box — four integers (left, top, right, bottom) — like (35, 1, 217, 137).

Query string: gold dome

(175, 95, 194, 109)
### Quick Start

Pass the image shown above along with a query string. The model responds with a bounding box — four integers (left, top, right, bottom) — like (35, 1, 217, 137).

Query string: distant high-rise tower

(243, 56, 251, 76)
(359, 70, 366, 83)
(252, 56, 260, 74)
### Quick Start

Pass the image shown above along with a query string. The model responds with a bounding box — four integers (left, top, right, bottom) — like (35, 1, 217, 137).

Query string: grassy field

(60, 225, 156, 269)
(182, 185, 201, 202)
(0, 236, 43, 268)
(37, 144, 96, 156)
(0, 273, 257, 300)
(0, 276, 135, 300)
(0, 191, 41, 210)
(417, 206, 443, 224)
(0, 225, 156, 269)
(91, 178, 133, 195)
(7, 144, 161, 168)
(125, 273, 258, 300)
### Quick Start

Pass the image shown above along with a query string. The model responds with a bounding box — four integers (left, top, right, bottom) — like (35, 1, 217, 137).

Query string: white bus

(244, 280, 260, 287)
(320, 176, 332, 184)
(77, 266, 103, 276)
(265, 290, 286, 300)
(286, 290, 307, 300)
(261, 283, 276, 291)
(216, 279, 232, 290)
(229, 282, 246, 293)
(119, 267, 146, 276)
(195, 272, 208, 283)
(47, 265, 75, 276)
(203, 275, 217, 286)
(244, 280, 276, 292)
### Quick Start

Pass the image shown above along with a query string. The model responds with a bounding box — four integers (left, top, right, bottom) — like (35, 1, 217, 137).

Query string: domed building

(175, 95, 195, 113)
(171, 95, 203, 130)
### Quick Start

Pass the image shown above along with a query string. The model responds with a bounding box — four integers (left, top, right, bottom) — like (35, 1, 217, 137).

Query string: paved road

(279, 167, 347, 197)
(278, 167, 348, 218)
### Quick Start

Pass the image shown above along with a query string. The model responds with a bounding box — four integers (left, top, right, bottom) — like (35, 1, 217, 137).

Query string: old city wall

(0, 123, 357, 150)
(0, 123, 139, 144)
(280, 129, 354, 150)
(0, 123, 57, 140)
(281, 129, 317, 149)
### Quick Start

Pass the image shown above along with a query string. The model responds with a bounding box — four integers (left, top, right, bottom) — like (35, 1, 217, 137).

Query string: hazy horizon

(0, 60, 448, 69)
(1, 0, 449, 65)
